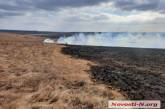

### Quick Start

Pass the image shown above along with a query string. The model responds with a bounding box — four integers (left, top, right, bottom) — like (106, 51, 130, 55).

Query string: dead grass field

(0, 33, 127, 109)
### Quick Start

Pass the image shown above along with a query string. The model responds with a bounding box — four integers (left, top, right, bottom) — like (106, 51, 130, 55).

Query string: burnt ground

(61, 45, 165, 107)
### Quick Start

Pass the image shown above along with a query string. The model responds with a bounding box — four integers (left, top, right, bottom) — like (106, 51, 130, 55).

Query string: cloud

(0, 0, 165, 31)
(0, 0, 110, 18)
(0, 0, 109, 11)
(55, 6, 165, 24)
(33, 0, 109, 10)
(0, 0, 165, 17)
(0, 10, 23, 18)
(112, 0, 165, 12)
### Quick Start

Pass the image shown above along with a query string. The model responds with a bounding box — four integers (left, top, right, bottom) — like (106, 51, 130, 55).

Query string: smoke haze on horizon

(56, 33, 165, 49)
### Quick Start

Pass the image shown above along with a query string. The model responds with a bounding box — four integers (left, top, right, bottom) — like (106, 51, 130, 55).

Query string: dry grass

(0, 33, 124, 109)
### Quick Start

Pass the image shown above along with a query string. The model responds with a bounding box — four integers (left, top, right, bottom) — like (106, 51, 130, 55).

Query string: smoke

(57, 33, 165, 49)
(43, 38, 55, 43)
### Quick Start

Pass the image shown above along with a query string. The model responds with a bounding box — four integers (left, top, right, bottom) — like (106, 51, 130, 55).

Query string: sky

(0, 0, 165, 32)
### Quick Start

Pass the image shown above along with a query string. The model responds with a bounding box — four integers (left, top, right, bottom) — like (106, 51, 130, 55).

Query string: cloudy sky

(0, 0, 165, 32)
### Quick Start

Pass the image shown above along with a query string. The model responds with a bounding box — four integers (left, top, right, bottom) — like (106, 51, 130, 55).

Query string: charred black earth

(61, 45, 165, 107)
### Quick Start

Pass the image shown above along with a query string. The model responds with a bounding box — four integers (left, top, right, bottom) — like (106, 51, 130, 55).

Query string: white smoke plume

(57, 33, 165, 49)
(43, 38, 55, 43)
